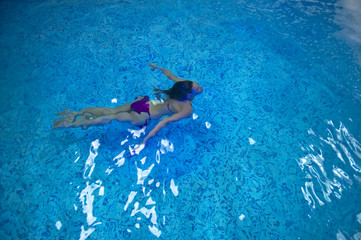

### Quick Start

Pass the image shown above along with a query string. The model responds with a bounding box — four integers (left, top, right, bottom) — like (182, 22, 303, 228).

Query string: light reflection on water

(297, 120, 361, 210)
(75, 127, 178, 239)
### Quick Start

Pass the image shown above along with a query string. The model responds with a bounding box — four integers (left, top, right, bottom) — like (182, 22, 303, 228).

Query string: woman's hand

(142, 135, 150, 146)
(149, 62, 160, 71)
(149, 63, 171, 74)
(149, 62, 185, 82)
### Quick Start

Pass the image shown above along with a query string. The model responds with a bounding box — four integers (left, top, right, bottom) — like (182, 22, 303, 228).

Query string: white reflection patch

(301, 181, 324, 208)
(357, 212, 361, 224)
(113, 150, 126, 167)
(128, 128, 146, 139)
(146, 197, 156, 206)
(105, 168, 113, 175)
(333, 167, 353, 185)
(137, 164, 154, 185)
(83, 140, 100, 179)
(140, 157, 147, 165)
(131, 205, 158, 225)
(130, 144, 145, 155)
(149, 225, 161, 238)
(156, 150, 160, 164)
(170, 179, 179, 196)
(55, 221, 62, 230)
(121, 138, 128, 145)
(80, 225, 95, 240)
(308, 128, 316, 136)
(354, 175, 361, 183)
(79, 180, 103, 226)
(160, 139, 174, 153)
(98, 186, 104, 196)
(336, 230, 346, 240)
(124, 191, 138, 211)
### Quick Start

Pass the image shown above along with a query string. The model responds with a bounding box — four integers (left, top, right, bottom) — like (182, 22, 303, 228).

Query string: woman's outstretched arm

(142, 111, 192, 145)
(149, 62, 187, 82)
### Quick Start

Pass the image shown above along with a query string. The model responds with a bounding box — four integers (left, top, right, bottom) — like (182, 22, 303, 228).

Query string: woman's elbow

(163, 70, 172, 77)
(159, 121, 168, 128)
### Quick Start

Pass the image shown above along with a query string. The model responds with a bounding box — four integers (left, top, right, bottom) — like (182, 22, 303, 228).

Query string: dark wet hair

(153, 80, 193, 100)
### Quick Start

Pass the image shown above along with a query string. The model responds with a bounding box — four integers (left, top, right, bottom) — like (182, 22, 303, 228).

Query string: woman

(52, 63, 203, 145)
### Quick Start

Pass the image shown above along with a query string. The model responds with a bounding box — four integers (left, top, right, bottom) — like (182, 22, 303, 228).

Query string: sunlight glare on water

(72, 125, 188, 239)
(297, 120, 361, 211)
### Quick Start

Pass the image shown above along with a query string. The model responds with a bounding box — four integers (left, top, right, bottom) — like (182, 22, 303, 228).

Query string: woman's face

(191, 82, 203, 95)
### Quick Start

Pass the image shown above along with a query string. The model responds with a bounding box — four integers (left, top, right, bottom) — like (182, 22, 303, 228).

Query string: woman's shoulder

(171, 99, 193, 112)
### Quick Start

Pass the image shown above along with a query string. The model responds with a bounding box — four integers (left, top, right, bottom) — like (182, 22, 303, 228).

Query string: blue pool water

(1, 0, 361, 239)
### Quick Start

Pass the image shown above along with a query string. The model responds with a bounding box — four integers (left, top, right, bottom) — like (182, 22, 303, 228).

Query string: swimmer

(52, 63, 203, 145)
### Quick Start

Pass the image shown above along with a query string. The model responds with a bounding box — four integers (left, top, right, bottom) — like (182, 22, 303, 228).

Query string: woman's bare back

(149, 99, 193, 120)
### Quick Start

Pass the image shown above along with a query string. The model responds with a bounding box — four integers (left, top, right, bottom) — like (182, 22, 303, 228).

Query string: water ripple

(297, 120, 361, 209)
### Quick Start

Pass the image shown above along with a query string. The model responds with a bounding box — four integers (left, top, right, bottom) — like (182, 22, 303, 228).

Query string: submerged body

(52, 63, 203, 145)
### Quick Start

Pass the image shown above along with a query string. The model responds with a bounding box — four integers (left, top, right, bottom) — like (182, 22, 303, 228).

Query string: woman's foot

(52, 119, 71, 129)
(55, 109, 70, 116)
(83, 113, 94, 120)
(52, 112, 76, 129)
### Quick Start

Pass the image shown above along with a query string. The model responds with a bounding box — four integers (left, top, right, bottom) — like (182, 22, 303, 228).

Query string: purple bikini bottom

(130, 96, 151, 127)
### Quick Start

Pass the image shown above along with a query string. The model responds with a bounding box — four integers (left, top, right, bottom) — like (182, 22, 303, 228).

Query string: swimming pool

(1, 0, 361, 239)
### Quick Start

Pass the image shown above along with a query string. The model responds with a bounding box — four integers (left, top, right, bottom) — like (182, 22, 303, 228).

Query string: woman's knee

(98, 116, 114, 125)
(130, 120, 143, 125)
(129, 112, 148, 125)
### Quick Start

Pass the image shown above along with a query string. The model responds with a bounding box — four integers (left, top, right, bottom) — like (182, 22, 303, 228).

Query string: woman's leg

(75, 102, 132, 117)
(52, 97, 149, 130)
(52, 102, 134, 129)
(68, 113, 125, 129)
(60, 111, 148, 129)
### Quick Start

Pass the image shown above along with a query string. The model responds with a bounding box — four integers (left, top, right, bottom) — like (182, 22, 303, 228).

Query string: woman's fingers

(149, 62, 158, 71)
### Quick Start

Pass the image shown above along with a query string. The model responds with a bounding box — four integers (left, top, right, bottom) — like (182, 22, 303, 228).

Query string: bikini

(167, 100, 175, 114)
(130, 96, 174, 127)
(130, 96, 151, 127)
